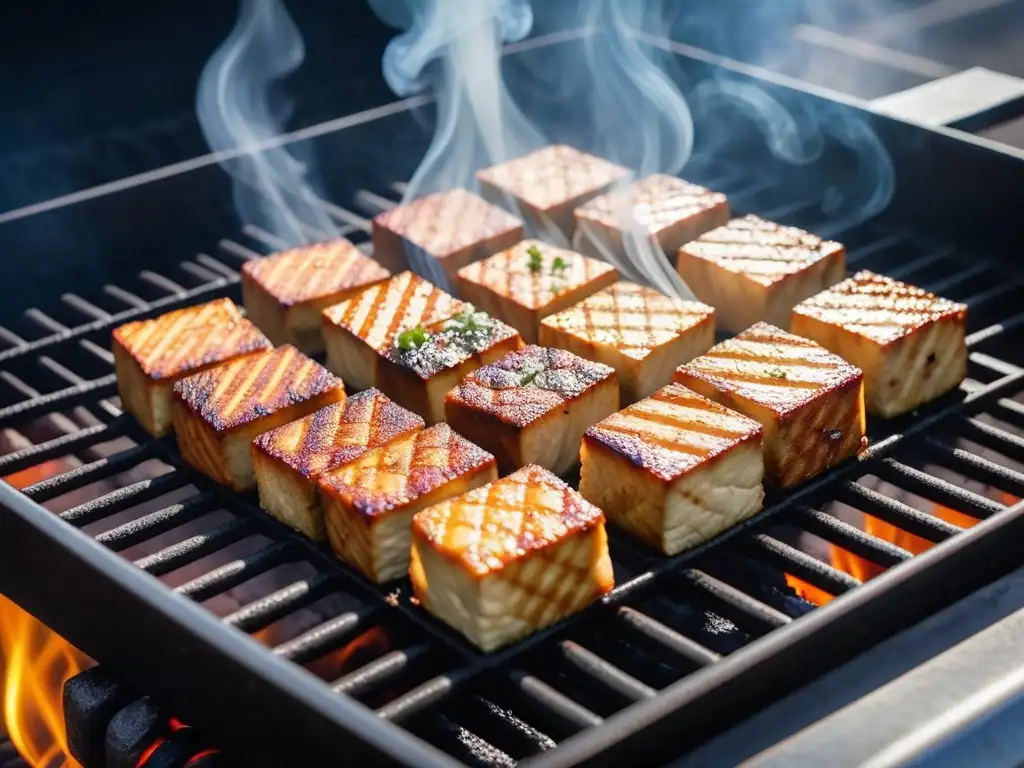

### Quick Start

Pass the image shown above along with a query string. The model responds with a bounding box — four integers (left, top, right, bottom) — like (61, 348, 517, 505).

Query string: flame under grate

(3, 159, 1024, 766)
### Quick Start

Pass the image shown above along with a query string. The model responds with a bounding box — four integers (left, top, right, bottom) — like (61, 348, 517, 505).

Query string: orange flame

(0, 593, 92, 767)
(305, 627, 388, 681)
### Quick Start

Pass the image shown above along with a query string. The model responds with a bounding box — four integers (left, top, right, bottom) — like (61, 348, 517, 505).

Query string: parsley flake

(526, 244, 544, 273)
(443, 304, 494, 334)
(767, 368, 787, 380)
(551, 255, 569, 273)
(396, 326, 430, 351)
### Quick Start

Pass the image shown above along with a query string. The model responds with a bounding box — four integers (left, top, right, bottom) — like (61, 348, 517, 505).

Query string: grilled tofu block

(320, 423, 497, 583)
(112, 298, 272, 437)
(540, 282, 715, 405)
(251, 389, 425, 540)
(372, 189, 524, 288)
(455, 239, 618, 343)
(172, 345, 345, 491)
(676, 215, 846, 333)
(410, 464, 614, 651)
(378, 309, 522, 424)
(573, 174, 730, 263)
(580, 383, 764, 555)
(791, 270, 968, 418)
(322, 271, 466, 391)
(241, 239, 389, 354)
(476, 144, 630, 240)
(445, 345, 618, 475)
(674, 322, 866, 488)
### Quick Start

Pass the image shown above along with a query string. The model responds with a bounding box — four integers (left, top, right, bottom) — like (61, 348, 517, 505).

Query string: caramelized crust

(411, 464, 609, 578)
(476, 145, 630, 213)
(242, 239, 389, 308)
(584, 383, 762, 482)
(253, 388, 425, 479)
(173, 345, 344, 434)
(382, 320, 521, 383)
(675, 322, 865, 487)
(113, 298, 271, 380)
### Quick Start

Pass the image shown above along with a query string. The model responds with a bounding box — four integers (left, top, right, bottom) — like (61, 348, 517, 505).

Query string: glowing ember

(0, 593, 92, 767)
(305, 628, 389, 681)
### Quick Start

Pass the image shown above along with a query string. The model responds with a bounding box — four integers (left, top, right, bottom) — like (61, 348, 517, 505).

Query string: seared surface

(242, 239, 389, 307)
(319, 423, 496, 520)
(173, 345, 344, 433)
(476, 145, 629, 212)
(373, 189, 523, 259)
(253, 388, 425, 479)
(322, 271, 466, 352)
(112, 298, 271, 379)
(447, 345, 616, 428)
(412, 464, 608, 577)
(383, 320, 521, 382)
(585, 383, 763, 482)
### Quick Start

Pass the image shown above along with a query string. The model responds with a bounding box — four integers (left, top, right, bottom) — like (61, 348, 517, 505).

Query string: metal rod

(175, 541, 298, 602)
(795, 505, 911, 568)
(507, 671, 603, 731)
(616, 607, 721, 667)
(21, 442, 154, 502)
(135, 517, 254, 576)
(0, 420, 121, 474)
(94, 492, 219, 551)
(923, 438, 1024, 500)
(0, 373, 118, 425)
(222, 573, 336, 634)
(838, 481, 960, 541)
(875, 457, 1005, 520)
(61, 293, 111, 321)
(743, 533, 860, 597)
(677, 569, 791, 632)
(273, 606, 380, 664)
(59, 472, 185, 528)
(139, 271, 187, 296)
(377, 669, 474, 723)
(333, 645, 431, 698)
(559, 641, 657, 702)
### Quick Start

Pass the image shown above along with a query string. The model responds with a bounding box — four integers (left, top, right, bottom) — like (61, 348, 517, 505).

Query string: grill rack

(3, 152, 1024, 768)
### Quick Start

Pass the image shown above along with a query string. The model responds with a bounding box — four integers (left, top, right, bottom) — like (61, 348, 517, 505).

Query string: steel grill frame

(2, 34, 1024, 768)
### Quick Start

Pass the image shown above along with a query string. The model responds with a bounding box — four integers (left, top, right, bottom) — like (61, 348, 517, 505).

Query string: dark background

(0, 0, 1022, 215)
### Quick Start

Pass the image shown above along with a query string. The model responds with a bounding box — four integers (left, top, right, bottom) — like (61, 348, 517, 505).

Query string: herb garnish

(767, 368, 787, 380)
(443, 304, 494, 335)
(551, 255, 568, 274)
(396, 326, 430, 351)
(526, 244, 544, 273)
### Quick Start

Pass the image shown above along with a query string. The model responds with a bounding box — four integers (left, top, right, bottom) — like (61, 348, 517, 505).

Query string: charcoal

(63, 668, 137, 768)
(105, 697, 166, 768)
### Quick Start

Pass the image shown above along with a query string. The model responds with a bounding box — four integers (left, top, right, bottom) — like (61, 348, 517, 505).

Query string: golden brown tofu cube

(676, 215, 846, 333)
(377, 309, 522, 425)
(580, 383, 764, 555)
(320, 423, 497, 583)
(371, 189, 524, 288)
(674, 322, 866, 488)
(112, 298, 272, 437)
(171, 345, 345, 491)
(476, 144, 630, 240)
(791, 270, 968, 418)
(321, 271, 467, 391)
(410, 464, 615, 651)
(455, 239, 618, 344)
(445, 345, 618, 476)
(251, 389, 425, 540)
(573, 174, 730, 264)
(241, 239, 389, 354)
(540, 281, 715, 405)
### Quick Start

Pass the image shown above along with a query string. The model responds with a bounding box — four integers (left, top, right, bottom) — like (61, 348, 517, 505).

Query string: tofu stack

(172, 345, 346, 490)
(540, 281, 716, 404)
(112, 298, 272, 437)
(372, 189, 524, 287)
(791, 270, 968, 418)
(580, 383, 764, 555)
(573, 174, 730, 263)
(241, 239, 389, 354)
(322, 271, 466, 391)
(410, 464, 615, 652)
(676, 215, 846, 333)
(675, 323, 866, 488)
(445, 345, 619, 475)
(320, 423, 497, 583)
(251, 389, 425, 540)
(456, 239, 618, 344)
(476, 144, 630, 240)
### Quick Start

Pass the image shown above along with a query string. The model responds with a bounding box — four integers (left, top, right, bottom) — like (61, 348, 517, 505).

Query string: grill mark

(700, 347, 839, 371)
(594, 420, 716, 457)
(686, 365, 827, 391)
(633, 400, 757, 440)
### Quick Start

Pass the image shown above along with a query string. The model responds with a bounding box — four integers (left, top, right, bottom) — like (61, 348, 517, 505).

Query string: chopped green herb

(526, 244, 544, 273)
(444, 304, 494, 335)
(396, 326, 430, 351)
(767, 368, 787, 380)
(551, 255, 569, 273)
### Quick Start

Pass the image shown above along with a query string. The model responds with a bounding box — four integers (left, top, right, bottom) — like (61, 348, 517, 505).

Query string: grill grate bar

(175, 541, 297, 602)
(25, 308, 69, 333)
(0, 419, 121, 474)
(960, 276, 1024, 312)
(61, 293, 112, 321)
(677, 569, 791, 632)
(59, 473, 186, 528)
(744, 534, 859, 597)
(616, 606, 721, 667)
(965, 311, 1024, 347)
(923, 438, 1024, 499)
(272, 606, 380, 664)
(884, 246, 953, 280)
(0, 325, 26, 347)
(378, 669, 474, 724)
(958, 416, 1024, 463)
(240, 225, 289, 251)
(139, 270, 188, 296)
(559, 641, 657, 702)
(507, 671, 603, 731)
(195, 254, 240, 279)
(103, 284, 151, 309)
(135, 516, 254, 576)
(969, 351, 1022, 378)
(181, 261, 225, 283)
(332, 645, 431, 698)
(465, 695, 557, 755)
(876, 457, 1004, 520)
(838, 481, 960, 542)
(222, 574, 336, 633)
(218, 239, 264, 262)
(795, 506, 911, 568)
(924, 262, 989, 296)
(22, 442, 154, 502)
(0, 373, 118, 425)
(94, 492, 219, 551)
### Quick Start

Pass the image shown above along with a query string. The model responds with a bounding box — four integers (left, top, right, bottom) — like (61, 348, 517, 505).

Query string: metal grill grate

(3, 153, 1024, 767)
